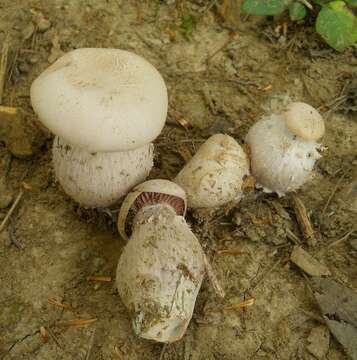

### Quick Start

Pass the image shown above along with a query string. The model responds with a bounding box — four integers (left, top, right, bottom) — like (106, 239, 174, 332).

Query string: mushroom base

(116, 204, 205, 343)
(53, 136, 154, 208)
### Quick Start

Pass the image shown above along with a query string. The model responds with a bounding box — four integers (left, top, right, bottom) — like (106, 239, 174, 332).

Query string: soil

(0, 1, 356, 359)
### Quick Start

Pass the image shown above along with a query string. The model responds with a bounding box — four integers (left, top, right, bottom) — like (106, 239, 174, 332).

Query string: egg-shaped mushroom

(174, 134, 250, 208)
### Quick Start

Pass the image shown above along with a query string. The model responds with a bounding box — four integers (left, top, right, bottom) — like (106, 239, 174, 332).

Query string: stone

(306, 326, 330, 359)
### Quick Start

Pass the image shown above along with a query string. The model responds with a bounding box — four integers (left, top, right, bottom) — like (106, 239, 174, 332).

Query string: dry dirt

(0, 1, 356, 359)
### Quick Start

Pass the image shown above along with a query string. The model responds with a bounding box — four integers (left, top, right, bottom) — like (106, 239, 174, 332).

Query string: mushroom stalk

(53, 136, 153, 208)
(116, 180, 205, 343)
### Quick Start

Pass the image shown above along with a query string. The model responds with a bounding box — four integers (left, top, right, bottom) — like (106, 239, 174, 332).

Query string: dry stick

(327, 229, 356, 248)
(321, 172, 347, 218)
(299, 0, 313, 10)
(249, 258, 282, 292)
(0, 34, 10, 104)
(203, 254, 226, 299)
(291, 194, 316, 247)
(0, 189, 24, 233)
(159, 343, 168, 360)
(85, 329, 96, 360)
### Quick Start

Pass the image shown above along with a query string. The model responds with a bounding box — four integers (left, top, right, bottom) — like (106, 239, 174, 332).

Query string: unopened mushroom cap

(284, 102, 325, 140)
(118, 179, 187, 241)
(30, 48, 168, 152)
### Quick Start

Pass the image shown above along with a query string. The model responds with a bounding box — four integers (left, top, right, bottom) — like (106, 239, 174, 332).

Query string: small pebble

(36, 16, 51, 32)
(28, 55, 40, 64)
(18, 62, 30, 74)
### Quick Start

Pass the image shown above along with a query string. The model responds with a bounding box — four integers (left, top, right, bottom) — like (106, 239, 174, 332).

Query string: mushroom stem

(116, 181, 205, 343)
(53, 136, 154, 208)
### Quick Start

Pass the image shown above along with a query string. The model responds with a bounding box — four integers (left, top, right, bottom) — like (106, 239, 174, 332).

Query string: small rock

(18, 62, 30, 74)
(350, 238, 357, 251)
(28, 55, 39, 64)
(290, 246, 331, 276)
(36, 16, 51, 32)
(307, 325, 330, 359)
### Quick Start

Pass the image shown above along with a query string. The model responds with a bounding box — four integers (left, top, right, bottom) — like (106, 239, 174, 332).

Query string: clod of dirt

(0, 149, 13, 209)
(290, 246, 331, 276)
(313, 277, 357, 359)
(0, 178, 13, 209)
(306, 325, 330, 360)
(0, 106, 44, 158)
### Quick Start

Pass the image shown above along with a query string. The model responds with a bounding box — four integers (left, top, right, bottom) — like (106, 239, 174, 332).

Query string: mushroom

(30, 48, 167, 207)
(245, 102, 325, 195)
(116, 179, 205, 343)
(174, 134, 250, 208)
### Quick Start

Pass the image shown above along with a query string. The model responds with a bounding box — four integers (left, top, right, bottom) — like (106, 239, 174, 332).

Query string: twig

(0, 34, 10, 104)
(321, 172, 346, 217)
(249, 258, 282, 292)
(291, 194, 316, 247)
(327, 229, 356, 248)
(286, 228, 301, 245)
(85, 329, 96, 360)
(0, 189, 24, 233)
(203, 254, 225, 299)
(206, 32, 238, 64)
(298, 0, 313, 10)
(159, 343, 168, 360)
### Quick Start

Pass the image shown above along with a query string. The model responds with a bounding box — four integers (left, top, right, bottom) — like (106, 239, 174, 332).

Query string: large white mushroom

(116, 179, 206, 343)
(245, 102, 325, 195)
(30, 48, 168, 207)
(174, 134, 250, 208)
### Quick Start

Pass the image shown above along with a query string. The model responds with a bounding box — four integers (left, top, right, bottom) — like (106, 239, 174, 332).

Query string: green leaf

(316, 1, 357, 51)
(241, 0, 289, 16)
(289, 2, 307, 21)
(345, 0, 357, 7)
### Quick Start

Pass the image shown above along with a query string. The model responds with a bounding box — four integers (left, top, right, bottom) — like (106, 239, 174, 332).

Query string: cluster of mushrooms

(30, 48, 325, 343)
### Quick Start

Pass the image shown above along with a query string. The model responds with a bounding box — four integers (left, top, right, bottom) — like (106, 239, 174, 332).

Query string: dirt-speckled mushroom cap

(117, 179, 187, 241)
(284, 102, 325, 141)
(30, 48, 168, 152)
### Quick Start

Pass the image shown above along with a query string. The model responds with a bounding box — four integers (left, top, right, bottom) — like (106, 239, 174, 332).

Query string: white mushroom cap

(284, 102, 325, 141)
(30, 48, 168, 152)
(117, 179, 187, 241)
(53, 136, 154, 208)
(174, 134, 250, 208)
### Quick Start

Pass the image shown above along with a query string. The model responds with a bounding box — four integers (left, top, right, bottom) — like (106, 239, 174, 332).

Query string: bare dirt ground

(0, 1, 356, 359)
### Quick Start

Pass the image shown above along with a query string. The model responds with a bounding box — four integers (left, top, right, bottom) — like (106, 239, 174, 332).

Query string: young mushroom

(245, 102, 325, 196)
(30, 48, 168, 207)
(174, 134, 250, 208)
(116, 179, 206, 343)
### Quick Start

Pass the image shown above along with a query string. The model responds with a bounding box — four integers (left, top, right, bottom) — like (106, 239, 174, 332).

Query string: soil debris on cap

(290, 246, 330, 276)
